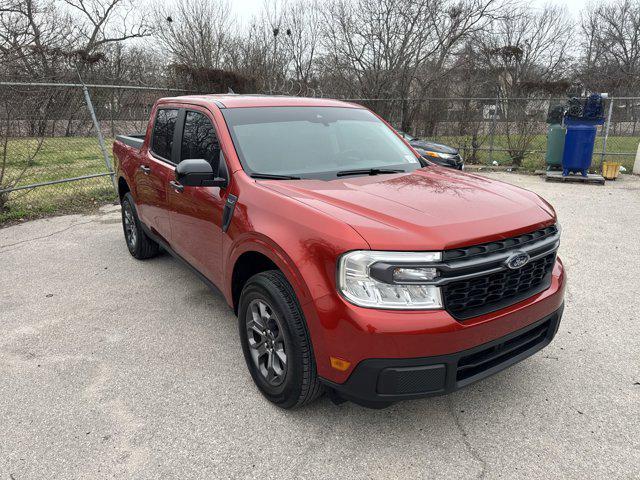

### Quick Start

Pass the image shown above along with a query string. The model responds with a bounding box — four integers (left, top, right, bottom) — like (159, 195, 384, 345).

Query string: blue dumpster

(562, 117, 604, 177)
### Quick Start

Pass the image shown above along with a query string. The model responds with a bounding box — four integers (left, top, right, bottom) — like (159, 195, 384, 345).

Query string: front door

(134, 108, 178, 243)
(168, 108, 227, 287)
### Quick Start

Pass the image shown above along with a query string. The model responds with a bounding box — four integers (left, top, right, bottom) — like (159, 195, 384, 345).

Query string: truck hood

(263, 167, 556, 250)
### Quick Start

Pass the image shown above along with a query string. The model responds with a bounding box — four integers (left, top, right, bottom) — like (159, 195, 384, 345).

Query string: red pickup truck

(113, 95, 565, 409)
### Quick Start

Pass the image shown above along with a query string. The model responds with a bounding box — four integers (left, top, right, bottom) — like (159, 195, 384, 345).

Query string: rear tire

(121, 192, 159, 260)
(238, 270, 324, 409)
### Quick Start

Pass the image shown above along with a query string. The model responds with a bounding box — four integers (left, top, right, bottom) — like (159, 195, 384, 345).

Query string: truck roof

(161, 94, 361, 109)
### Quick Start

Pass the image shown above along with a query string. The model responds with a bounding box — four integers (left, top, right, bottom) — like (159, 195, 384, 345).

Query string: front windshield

(222, 107, 421, 179)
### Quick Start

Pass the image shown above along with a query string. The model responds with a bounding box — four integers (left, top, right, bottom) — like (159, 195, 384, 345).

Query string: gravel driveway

(1, 172, 639, 480)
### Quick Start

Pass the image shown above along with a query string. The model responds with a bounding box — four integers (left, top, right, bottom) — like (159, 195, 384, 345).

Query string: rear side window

(180, 111, 219, 170)
(151, 109, 178, 160)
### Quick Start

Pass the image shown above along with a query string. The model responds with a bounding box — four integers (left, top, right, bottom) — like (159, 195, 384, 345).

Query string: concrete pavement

(1, 173, 639, 479)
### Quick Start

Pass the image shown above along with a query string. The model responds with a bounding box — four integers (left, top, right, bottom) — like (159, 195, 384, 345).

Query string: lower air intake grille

(456, 319, 552, 382)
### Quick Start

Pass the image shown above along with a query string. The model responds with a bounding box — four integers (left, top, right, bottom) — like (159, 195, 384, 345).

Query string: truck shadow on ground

(154, 247, 547, 418)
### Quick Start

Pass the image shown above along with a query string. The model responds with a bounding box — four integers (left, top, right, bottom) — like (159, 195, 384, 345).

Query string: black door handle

(169, 180, 184, 193)
(139, 165, 151, 174)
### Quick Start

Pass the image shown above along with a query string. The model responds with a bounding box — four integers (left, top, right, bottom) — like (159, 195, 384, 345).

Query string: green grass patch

(1, 137, 116, 225)
(1, 178, 116, 224)
(430, 134, 639, 172)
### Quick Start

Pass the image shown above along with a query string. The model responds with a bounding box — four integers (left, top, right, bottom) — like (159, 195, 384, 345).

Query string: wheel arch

(117, 176, 130, 203)
(228, 235, 313, 314)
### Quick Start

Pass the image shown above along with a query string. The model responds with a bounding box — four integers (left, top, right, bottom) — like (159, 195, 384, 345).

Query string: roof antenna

(228, 87, 236, 94)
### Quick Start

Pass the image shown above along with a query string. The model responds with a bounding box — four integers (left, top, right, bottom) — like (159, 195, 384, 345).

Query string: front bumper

(302, 257, 565, 404)
(323, 304, 563, 405)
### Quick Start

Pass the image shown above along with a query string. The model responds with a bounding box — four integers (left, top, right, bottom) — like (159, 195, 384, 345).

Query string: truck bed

(115, 134, 145, 150)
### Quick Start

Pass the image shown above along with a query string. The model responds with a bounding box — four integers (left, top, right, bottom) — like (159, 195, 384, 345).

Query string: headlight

(424, 151, 458, 160)
(337, 251, 443, 309)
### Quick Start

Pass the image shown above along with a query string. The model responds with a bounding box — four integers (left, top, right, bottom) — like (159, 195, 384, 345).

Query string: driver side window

(180, 111, 220, 172)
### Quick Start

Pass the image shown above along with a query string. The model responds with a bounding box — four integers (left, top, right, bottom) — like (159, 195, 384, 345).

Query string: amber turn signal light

(330, 356, 351, 371)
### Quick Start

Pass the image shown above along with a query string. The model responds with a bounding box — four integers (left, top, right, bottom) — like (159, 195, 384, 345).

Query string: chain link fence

(352, 97, 640, 171)
(1, 84, 638, 224)
(0, 82, 191, 223)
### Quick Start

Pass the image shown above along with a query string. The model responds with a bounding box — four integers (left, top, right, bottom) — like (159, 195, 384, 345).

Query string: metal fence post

(81, 82, 116, 190)
(600, 97, 614, 169)
(488, 94, 499, 163)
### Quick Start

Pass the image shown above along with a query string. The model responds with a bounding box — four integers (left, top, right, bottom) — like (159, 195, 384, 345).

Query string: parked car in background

(113, 95, 565, 409)
(398, 130, 464, 170)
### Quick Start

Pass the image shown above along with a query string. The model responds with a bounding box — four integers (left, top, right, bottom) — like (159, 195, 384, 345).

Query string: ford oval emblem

(506, 251, 530, 269)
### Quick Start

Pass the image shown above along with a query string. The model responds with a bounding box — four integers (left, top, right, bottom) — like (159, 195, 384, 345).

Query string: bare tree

(478, 4, 571, 97)
(227, 22, 272, 92)
(0, 87, 52, 211)
(153, 0, 236, 70)
(0, 0, 150, 81)
(474, 4, 572, 165)
(0, 0, 74, 80)
(579, 0, 640, 95)
(222, 0, 321, 95)
(282, 0, 322, 95)
(321, 0, 430, 100)
(256, 0, 286, 94)
(62, 0, 149, 54)
(320, 0, 497, 129)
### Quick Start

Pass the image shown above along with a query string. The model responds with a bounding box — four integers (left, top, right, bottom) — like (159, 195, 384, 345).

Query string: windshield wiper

(336, 168, 404, 177)
(249, 173, 301, 180)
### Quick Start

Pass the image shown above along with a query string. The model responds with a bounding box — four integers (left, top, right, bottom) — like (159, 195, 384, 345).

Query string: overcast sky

(229, 0, 592, 23)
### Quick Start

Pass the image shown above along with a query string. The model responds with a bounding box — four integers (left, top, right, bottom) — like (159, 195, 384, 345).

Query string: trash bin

(545, 123, 565, 169)
(562, 117, 604, 177)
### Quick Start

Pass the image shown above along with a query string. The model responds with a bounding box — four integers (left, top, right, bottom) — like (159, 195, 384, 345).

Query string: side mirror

(176, 159, 227, 188)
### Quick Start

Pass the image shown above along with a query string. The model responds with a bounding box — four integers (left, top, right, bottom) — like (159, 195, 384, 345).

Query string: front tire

(238, 270, 324, 408)
(121, 192, 159, 260)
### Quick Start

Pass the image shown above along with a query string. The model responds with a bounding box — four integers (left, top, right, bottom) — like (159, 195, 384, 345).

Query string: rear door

(168, 107, 227, 287)
(134, 107, 179, 243)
